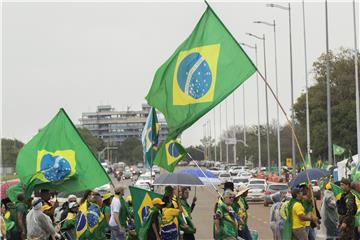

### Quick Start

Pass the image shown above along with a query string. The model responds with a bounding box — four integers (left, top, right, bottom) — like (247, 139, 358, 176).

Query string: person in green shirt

(102, 192, 113, 239)
(13, 193, 28, 240)
(178, 187, 196, 240)
(125, 195, 137, 240)
(233, 184, 251, 240)
(214, 190, 238, 240)
(61, 202, 79, 240)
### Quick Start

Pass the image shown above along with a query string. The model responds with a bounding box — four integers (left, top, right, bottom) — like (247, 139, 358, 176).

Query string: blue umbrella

(289, 168, 329, 188)
(153, 173, 204, 186)
(177, 168, 221, 185)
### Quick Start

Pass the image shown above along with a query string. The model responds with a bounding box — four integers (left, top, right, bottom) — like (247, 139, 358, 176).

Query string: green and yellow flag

(153, 138, 187, 172)
(16, 109, 111, 197)
(142, 107, 160, 169)
(146, 6, 256, 140)
(129, 186, 163, 239)
(330, 183, 343, 201)
(333, 144, 346, 156)
(304, 153, 312, 169)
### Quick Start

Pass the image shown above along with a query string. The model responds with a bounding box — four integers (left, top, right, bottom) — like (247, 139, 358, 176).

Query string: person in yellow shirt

(291, 188, 316, 240)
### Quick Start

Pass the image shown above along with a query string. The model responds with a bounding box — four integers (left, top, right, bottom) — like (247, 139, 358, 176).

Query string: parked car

(246, 184, 266, 202)
(135, 172, 153, 187)
(237, 172, 252, 179)
(248, 178, 267, 186)
(218, 172, 232, 184)
(208, 167, 224, 176)
(233, 177, 249, 189)
(263, 183, 289, 206)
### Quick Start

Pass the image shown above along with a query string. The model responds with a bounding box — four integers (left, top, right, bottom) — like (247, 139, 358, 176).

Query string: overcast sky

(2, 0, 359, 147)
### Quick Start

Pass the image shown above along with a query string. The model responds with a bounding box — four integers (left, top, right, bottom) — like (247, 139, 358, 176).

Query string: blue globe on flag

(141, 205, 150, 223)
(177, 52, 212, 99)
(40, 154, 72, 181)
(168, 143, 180, 158)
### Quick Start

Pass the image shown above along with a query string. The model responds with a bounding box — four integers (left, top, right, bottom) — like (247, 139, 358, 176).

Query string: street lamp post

(240, 42, 261, 168)
(253, 20, 281, 176)
(267, 3, 296, 170)
(246, 32, 271, 172)
(353, 0, 360, 163)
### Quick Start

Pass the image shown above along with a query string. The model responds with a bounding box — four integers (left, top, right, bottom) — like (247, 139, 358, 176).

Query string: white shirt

(109, 196, 121, 227)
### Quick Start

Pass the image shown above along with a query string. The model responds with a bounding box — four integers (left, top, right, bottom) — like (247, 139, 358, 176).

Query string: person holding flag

(338, 178, 357, 240)
(178, 187, 196, 240)
(60, 201, 79, 240)
(160, 186, 181, 240)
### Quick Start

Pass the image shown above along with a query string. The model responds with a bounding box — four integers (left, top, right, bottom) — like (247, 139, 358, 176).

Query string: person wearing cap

(57, 194, 78, 223)
(282, 187, 316, 240)
(320, 182, 339, 239)
(213, 190, 238, 240)
(139, 198, 164, 240)
(179, 187, 196, 240)
(100, 192, 113, 239)
(26, 197, 58, 240)
(299, 184, 320, 240)
(109, 186, 126, 240)
(161, 188, 182, 240)
(233, 184, 251, 240)
(338, 178, 356, 240)
(60, 201, 79, 240)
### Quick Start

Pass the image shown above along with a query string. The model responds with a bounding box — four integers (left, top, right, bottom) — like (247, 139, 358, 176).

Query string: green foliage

(116, 137, 143, 165)
(186, 145, 205, 160)
(77, 127, 105, 156)
(1, 138, 24, 169)
(293, 49, 360, 159)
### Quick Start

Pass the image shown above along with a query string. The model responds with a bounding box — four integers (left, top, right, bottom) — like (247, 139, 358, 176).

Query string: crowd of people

(0, 185, 198, 240)
(269, 177, 360, 240)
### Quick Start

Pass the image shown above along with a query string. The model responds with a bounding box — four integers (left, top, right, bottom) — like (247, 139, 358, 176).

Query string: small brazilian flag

(142, 107, 160, 169)
(153, 138, 187, 172)
(146, 5, 256, 139)
(330, 183, 343, 201)
(129, 186, 163, 238)
(15, 109, 111, 198)
(333, 144, 346, 156)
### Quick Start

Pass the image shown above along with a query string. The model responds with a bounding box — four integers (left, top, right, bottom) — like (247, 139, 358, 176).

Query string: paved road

(113, 174, 273, 240)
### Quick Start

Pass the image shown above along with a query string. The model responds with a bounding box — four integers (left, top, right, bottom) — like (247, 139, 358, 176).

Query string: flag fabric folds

(153, 138, 187, 172)
(352, 160, 360, 181)
(330, 183, 343, 201)
(333, 144, 346, 156)
(15, 109, 110, 197)
(142, 107, 160, 169)
(75, 202, 104, 239)
(145, 6, 256, 140)
(129, 186, 163, 239)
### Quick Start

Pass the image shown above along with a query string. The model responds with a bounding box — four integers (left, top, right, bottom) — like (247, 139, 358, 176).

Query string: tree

(77, 127, 105, 156)
(293, 49, 360, 160)
(116, 137, 143, 165)
(1, 138, 24, 169)
(186, 145, 205, 160)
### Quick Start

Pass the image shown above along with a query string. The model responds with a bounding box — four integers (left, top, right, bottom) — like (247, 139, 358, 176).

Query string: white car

(135, 173, 153, 186)
(229, 166, 250, 176)
(237, 172, 252, 179)
(246, 184, 266, 202)
(248, 178, 267, 187)
(218, 172, 232, 184)
(232, 177, 249, 189)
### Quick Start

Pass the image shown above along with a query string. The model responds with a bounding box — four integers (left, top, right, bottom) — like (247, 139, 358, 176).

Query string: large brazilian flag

(146, 5, 256, 140)
(16, 109, 111, 197)
(129, 186, 163, 239)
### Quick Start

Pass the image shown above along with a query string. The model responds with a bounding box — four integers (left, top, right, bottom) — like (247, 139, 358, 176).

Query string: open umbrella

(153, 173, 204, 186)
(1, 179, 20, 199)
(289, 168, 329, 188)
(177, 168, 221, 186)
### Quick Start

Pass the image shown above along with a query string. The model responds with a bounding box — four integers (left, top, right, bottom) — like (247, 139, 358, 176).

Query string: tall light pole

(247, 32, 271, 172)
(325, 0, 333, 165)
(240, 42, 261, 168)
(233, 93, 237, 164)
(353, 0, 360, 163)
(267, 3, 295, 170)
(226, 100, 229, 164)
(219, 104, 223, 162)
(213, 108, 217, 162)
(242, 83, 246, 166)
(254, 20, 281, 176)
(302, 0, 311, 164)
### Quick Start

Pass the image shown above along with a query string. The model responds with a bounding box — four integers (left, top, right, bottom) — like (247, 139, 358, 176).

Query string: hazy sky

(2, 0, 359, 147)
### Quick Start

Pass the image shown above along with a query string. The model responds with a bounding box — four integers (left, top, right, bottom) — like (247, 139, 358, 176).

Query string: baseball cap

(152, 198, 165, 205)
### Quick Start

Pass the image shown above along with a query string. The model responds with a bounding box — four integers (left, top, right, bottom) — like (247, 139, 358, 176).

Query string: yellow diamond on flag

(137, 193, 154, 225)
(173, 44, 220, 105)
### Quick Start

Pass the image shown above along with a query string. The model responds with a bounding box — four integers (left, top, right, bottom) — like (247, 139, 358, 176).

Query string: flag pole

(187, 152, 222, 198)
